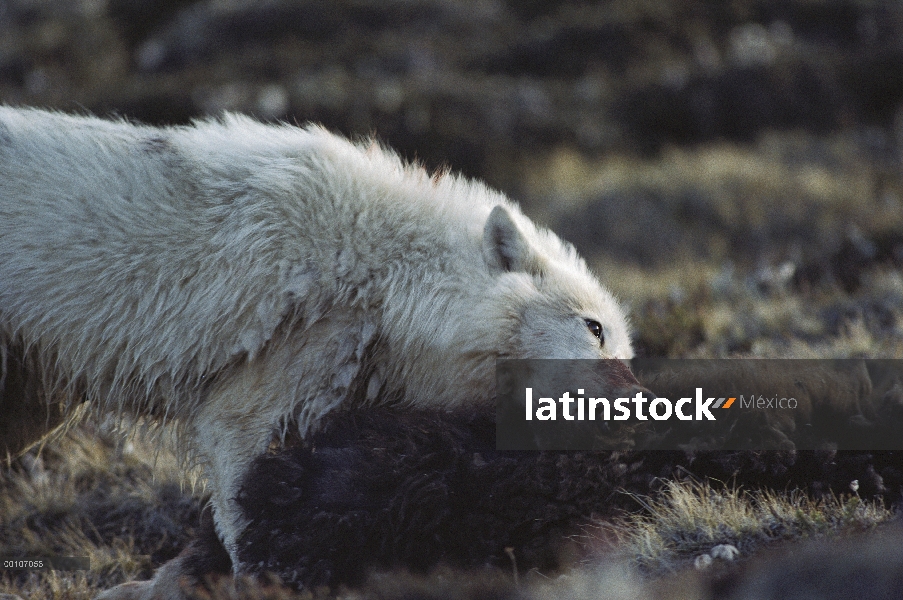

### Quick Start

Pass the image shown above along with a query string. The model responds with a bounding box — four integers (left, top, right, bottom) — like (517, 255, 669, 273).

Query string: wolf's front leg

(92, 380, 284, 600)
(192, 375, 290, 569)
(190, 322, 363, 569)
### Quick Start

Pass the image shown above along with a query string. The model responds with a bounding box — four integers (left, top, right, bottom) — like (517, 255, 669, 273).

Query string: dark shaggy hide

(165, 406, 903, 591)
(233, 406, 655, 588)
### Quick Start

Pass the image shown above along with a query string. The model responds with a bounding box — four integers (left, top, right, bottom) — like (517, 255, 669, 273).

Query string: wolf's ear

(483, 205, 533, 273)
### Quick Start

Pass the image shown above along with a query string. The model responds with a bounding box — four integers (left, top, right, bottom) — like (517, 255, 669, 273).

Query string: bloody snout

(593, 359, 656, 400)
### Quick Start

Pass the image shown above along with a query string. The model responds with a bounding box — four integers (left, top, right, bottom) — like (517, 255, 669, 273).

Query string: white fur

(0, 107, 633, 567)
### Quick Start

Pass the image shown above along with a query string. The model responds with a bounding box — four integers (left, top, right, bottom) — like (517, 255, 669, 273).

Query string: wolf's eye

(584, 319, 604, 345)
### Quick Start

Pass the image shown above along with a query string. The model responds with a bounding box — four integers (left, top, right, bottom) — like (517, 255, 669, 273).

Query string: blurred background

(3, 0, 903, 357)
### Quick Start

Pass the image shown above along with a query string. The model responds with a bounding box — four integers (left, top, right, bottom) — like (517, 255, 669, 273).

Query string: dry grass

(525, 131, 902, 238)
(0, 425, 205, 600)
(609, 478, 895, 575)
(2, 429, 900, 599)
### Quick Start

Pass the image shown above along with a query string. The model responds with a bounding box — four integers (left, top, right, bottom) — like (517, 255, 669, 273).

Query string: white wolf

(0, 106, 639, 576)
